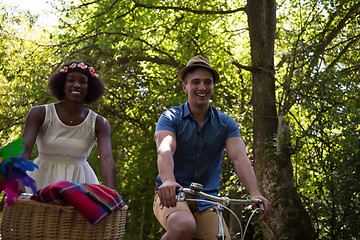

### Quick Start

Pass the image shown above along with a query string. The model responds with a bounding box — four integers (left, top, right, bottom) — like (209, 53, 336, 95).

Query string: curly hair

(47, 61, 105, 104)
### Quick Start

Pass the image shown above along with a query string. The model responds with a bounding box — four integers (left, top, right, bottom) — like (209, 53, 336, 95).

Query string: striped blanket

(31, 181, 126, 225)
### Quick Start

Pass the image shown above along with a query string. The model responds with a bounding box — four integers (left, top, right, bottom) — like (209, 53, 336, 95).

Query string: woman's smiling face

(63, 71, 89, 102)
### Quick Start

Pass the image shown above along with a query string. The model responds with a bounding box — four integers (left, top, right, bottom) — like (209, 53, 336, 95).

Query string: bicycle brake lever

(221, 197, 230, 206)
(177, 189, 186, 201)
(254, 199, 264, 211)
(257, 204, 264, 211)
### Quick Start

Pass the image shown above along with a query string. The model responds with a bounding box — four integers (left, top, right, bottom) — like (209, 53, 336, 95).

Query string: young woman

(21, 61, 116, 191)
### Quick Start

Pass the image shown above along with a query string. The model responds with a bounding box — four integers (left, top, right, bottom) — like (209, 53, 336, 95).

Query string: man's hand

(157, 180, 182, 208)
(251, 195, 271, 221)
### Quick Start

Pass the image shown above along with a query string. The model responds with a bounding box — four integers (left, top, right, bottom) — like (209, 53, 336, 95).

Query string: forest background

(0, 0, 359, 239)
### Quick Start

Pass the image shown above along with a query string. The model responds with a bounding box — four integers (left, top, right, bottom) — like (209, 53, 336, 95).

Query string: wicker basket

(0, 195, 127, 240)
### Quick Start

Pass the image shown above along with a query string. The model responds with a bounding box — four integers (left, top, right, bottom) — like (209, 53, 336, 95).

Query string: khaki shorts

(153, 193, 230, 240)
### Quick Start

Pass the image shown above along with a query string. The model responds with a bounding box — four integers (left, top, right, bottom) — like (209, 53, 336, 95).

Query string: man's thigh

(153, 194, 230, 239)
(153, 193, 192, 229)
(193, 207, 230, 240)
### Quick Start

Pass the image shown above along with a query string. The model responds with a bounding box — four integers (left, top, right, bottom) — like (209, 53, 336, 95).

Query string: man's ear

(182, 82, 188, 93)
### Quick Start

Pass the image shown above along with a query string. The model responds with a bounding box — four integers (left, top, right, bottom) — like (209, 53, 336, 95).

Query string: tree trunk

(246, 0, 316, 239)
(228, 191, 244, 239)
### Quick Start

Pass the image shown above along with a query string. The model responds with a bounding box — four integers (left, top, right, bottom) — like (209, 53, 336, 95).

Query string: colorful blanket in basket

(31, 181, 126, 225)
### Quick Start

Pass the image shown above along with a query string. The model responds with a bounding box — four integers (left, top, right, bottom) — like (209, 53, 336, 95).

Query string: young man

(153, 55, 271, 240)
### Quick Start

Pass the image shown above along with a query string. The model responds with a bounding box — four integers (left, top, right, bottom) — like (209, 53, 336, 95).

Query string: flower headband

(60, 62, 99, 78)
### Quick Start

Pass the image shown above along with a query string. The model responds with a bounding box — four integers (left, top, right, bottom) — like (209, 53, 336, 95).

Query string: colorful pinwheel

(0, 138, 38, 205)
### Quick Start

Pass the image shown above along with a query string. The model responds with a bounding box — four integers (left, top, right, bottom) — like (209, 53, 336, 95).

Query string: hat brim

(178, 64, 220, 83)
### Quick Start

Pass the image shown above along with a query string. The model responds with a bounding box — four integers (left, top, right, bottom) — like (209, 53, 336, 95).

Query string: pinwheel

(0, 138, 38, 205)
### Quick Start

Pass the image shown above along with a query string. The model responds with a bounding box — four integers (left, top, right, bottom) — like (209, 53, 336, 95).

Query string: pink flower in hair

(60, 67, 68, 73)
(69, 63, 77, 68)
(78, 62, 87, 69)
(88, 67, 95, 74)
(59, 62, 98, 78)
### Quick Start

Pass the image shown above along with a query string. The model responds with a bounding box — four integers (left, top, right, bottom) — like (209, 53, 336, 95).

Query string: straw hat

(178, 55, 220, 83)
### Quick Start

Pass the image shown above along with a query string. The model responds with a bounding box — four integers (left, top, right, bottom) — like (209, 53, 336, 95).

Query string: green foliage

(0, 4, 55, 144)
(276, 0, 360, 238)
(1, 0, 359, 239)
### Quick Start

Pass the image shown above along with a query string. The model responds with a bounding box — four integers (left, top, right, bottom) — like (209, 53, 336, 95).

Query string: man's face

(182, 67, 215, 108)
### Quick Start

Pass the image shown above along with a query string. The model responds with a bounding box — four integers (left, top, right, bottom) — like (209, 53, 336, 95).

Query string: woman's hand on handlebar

(157, 180, 182, 208)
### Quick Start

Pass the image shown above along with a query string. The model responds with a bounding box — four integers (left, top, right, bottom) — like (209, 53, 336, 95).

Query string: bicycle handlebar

(176, 182, 264, 211)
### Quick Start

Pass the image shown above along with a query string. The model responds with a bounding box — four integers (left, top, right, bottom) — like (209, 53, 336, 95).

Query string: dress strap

(88, 110, 97, 140)
(38, 103, 54, 137)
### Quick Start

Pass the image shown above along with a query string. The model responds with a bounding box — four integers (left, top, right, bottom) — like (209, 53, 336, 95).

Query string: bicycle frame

(177, 182, 263, 240)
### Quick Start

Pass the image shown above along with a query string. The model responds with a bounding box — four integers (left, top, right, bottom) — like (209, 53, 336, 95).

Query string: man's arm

(155, 130, 182, 208)
(225, 137, 271, 221)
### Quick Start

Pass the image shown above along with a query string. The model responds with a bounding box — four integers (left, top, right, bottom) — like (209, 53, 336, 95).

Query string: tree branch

(326, 35, 359, 70)
(134, 1, 245, 15)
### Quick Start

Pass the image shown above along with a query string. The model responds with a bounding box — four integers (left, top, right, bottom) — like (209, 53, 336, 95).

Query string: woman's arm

(20, 105, 45, 160)
(95, 115, 116, 189)
(19, 105, 45, 192)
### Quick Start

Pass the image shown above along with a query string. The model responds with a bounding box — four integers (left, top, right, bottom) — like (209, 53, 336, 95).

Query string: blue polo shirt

(155, 102, 241, 211)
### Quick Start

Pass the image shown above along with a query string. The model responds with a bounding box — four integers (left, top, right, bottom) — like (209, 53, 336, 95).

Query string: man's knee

(166, 211, 196, 238)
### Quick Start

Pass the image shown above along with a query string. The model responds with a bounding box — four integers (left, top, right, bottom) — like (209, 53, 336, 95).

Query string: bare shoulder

(95, 114, 110, 126)
(27, 105, 46, 122)
(29, 105, 45, 113)
(95, 114, 111, 134)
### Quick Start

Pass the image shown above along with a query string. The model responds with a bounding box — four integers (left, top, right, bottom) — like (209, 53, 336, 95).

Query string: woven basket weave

(0, 195, 127, 240)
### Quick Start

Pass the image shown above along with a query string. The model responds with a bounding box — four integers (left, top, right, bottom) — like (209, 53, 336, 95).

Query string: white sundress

(28, 102, 100, 192)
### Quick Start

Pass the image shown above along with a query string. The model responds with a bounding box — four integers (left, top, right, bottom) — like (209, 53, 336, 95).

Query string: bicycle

(177, 182, 264, 240)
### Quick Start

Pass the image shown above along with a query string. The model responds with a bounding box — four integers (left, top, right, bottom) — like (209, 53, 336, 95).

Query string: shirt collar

(183, 102, 214, 119)
(183, 102, 191, 117)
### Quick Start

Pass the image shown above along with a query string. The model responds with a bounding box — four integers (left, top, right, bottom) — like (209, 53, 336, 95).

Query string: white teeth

(197, 93, 206, 97)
